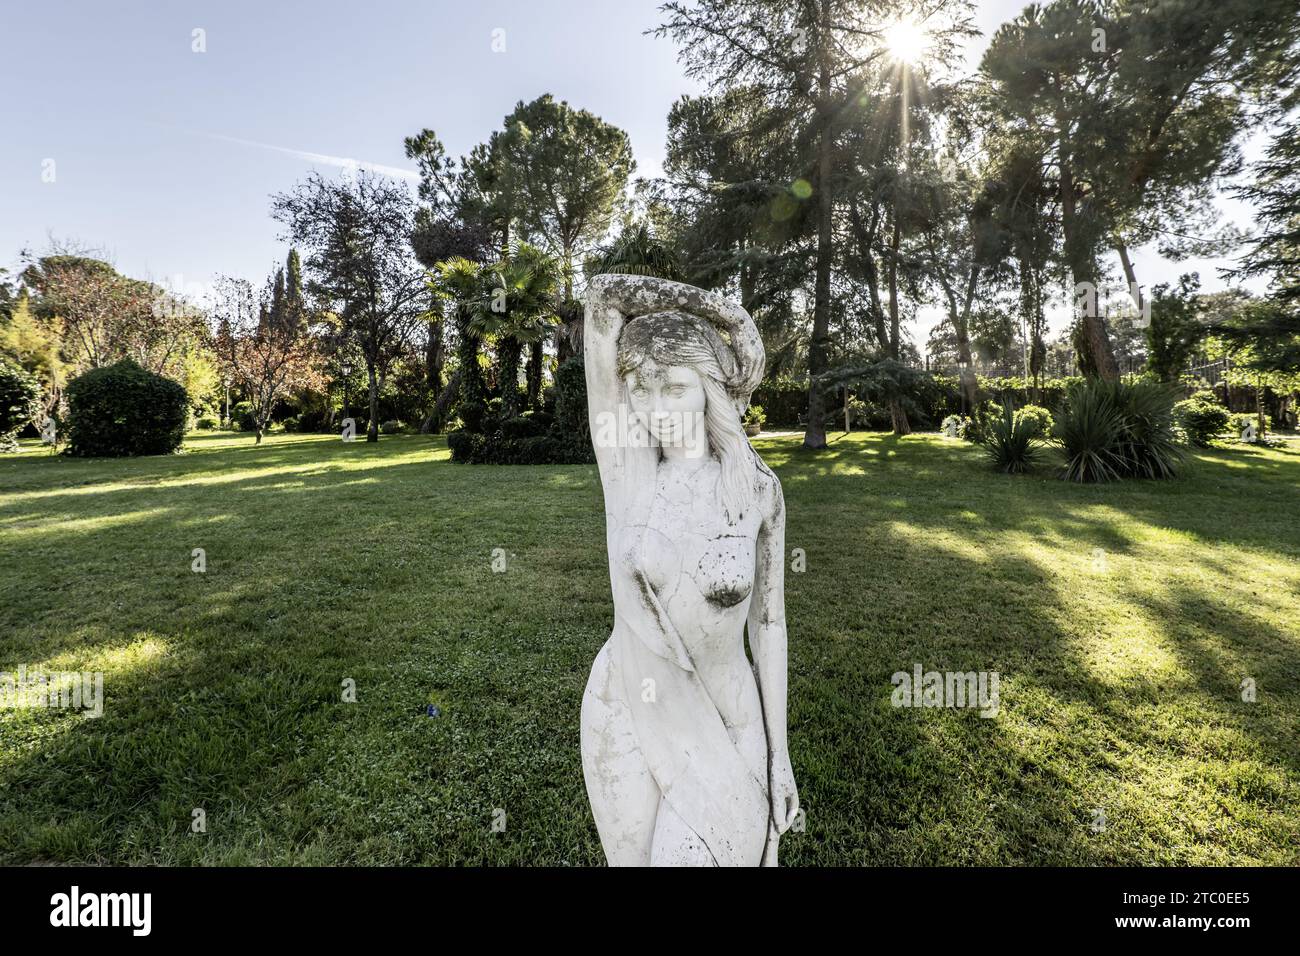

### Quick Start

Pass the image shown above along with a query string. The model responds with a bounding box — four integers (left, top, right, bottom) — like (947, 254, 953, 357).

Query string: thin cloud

(173, 126, 420, 182)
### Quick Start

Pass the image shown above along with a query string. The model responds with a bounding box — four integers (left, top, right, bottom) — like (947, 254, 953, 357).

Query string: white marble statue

(580, 274, 799, 867)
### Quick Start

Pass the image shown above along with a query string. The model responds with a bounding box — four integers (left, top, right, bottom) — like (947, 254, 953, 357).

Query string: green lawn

(1, 429, 1298, 865)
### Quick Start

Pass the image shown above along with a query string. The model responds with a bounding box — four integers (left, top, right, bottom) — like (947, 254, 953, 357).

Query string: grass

(1, 429, 1298, 865)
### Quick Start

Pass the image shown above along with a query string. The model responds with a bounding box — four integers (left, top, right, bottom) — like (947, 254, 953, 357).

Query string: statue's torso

(614, 457, 767, 765)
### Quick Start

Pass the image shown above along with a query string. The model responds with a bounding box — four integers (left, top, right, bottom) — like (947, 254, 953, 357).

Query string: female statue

(580, 274, 798, 867)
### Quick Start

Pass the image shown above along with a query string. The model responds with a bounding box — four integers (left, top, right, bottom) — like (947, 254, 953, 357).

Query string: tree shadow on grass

(1, 433, 1296, 864)
(775, 435, 1300, 865)
(0, 438, 612, 864)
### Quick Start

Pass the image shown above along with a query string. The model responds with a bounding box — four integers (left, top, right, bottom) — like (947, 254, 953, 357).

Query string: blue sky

(1, 0, 1268, 341)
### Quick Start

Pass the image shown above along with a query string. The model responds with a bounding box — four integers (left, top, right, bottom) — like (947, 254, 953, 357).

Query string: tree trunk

(1257, 375, 1267, 437)
(425, 307, 444, 419)
(457, 308, 485, 410)
(1116, 241, 1143, 315)
(526, 340, 543, 408)
(559, 244, 582, 368)
(556, 299, 580, 367)
(499, 336, 522, 418)
(1060, 134, 1119, 379)
(953, 265, 980, 412)
(803, 2, 834, 451)
(1020, 257, 1045, 405)
(886, 217, 912, 436)
(366, 361, 379, 442)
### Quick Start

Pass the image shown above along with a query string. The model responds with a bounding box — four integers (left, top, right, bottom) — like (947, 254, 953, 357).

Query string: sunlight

(883, 17, 929, 65)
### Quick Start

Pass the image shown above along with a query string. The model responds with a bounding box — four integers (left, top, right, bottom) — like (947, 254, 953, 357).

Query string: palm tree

(429, 257, 489, 415)
(468, 243, 560, 418)
(586, 222, 684, 281)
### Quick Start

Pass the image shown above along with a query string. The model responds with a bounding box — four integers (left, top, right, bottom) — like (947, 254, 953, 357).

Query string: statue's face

(625, 360, 706, 447)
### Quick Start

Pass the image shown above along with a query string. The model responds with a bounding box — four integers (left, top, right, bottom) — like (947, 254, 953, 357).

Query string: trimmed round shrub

(380, 419, 403, 435)
(1, 356, 42, 451)
(499, 413, 545, 440)
(194, 414, 220, 430)
(447, 429, 486, 462)
(1013, 404, 1054, 439)
(65, 359, 188, 457)
(230, 400, 256, 432)
(1174, 396, 1229, 447)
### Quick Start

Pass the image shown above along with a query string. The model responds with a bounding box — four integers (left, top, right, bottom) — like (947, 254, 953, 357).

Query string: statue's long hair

(616, 311, 757, 524)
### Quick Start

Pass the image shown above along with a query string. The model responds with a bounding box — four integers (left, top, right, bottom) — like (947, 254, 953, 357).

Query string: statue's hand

(770, 749, 800, 833)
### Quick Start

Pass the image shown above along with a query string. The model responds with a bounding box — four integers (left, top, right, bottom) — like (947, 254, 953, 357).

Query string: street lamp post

(341, 362, 352, 422)
(222, 377, 231, 428)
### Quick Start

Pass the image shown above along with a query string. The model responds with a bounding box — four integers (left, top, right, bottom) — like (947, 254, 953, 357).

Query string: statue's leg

(581, 642, 659, 866)
(650, 797, 716, 866)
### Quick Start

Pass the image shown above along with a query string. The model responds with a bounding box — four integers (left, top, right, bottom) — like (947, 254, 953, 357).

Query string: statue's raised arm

(584, 274, 764, 421)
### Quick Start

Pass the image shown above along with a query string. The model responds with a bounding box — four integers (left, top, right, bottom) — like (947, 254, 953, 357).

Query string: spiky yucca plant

(1055, 379, 1182, 483)
(983, 401, 1044, 474)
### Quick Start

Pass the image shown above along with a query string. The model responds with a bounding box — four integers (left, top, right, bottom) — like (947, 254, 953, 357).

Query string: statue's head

(616, 310, 755, 521)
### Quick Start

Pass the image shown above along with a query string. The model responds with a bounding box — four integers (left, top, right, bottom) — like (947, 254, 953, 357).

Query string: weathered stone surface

(580, 275, 798, 867)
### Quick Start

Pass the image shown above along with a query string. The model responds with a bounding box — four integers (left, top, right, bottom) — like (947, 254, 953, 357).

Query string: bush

(286, 408, 333, 433)
(230, 400, 256, 432)
(982, 402, 1044, 474)
(963, 400, 1004, 445)
(1056, 379, 1182, 483)
(446, 429, 484, 462)
(1055, 385, 1125, 483)
(380, 419, 403, 435)
(0, 357, 42, 451)
(1230, 412, 1275, 435)
(453, 357, 593, 466)
(1115, 383, 1183, 479)
(195, 415, 220, 430)
(1174, 396, 1229, 447)
(446, 429, 592, 465)
(841, 397, 892, 430)
(499, 413, 546, 440)
(1014, 404, 1054, 439)
(458, 400, 488, 433)
(552, 358, 590, 440)
(924, 375, 1080, 425)
(65, 359, 188, 457)
(449, 357, 595, 465)
(940, 414, 971, 439)
(751, 378, 808, 427)
(1229, 413, 1285, 446)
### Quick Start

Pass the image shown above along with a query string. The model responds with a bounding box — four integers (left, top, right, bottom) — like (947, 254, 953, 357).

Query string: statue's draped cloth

(603, 450, 778, 867)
